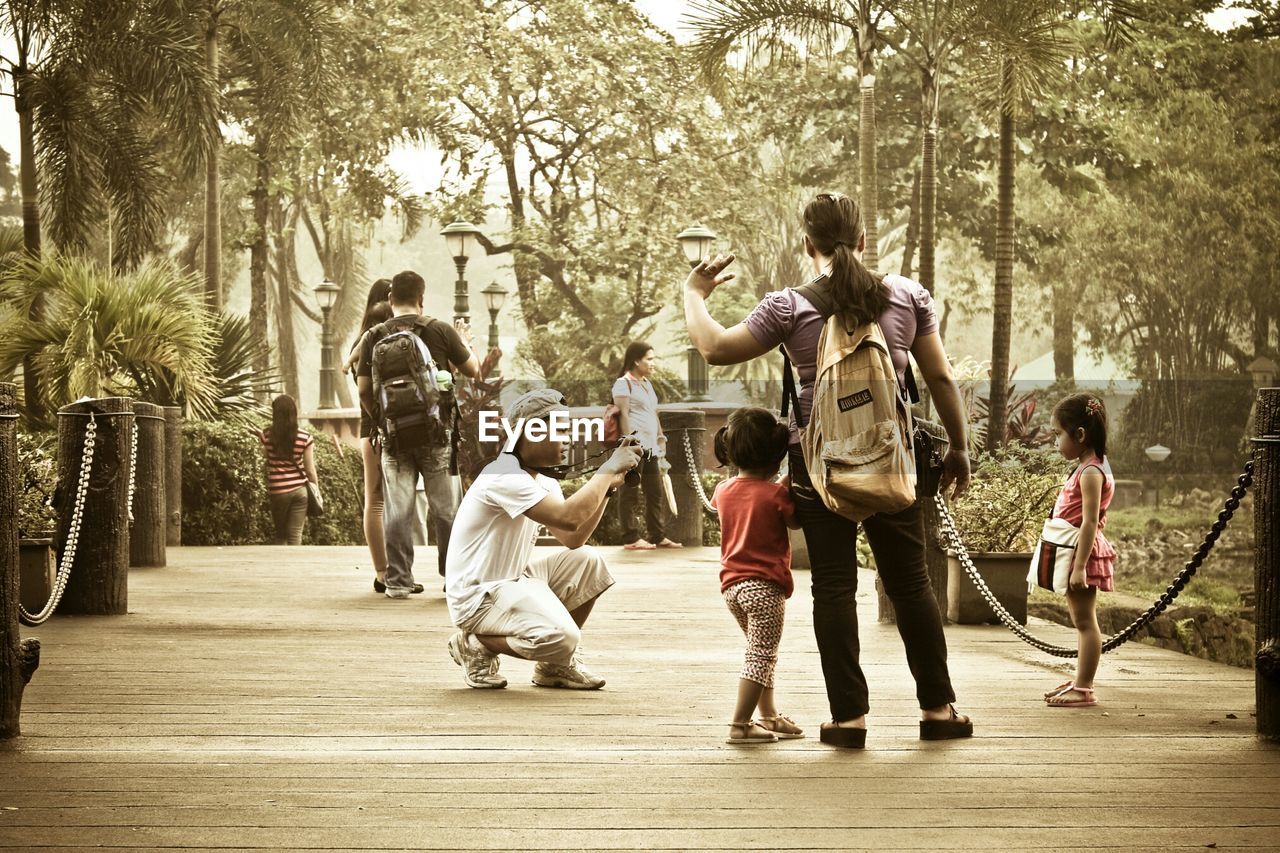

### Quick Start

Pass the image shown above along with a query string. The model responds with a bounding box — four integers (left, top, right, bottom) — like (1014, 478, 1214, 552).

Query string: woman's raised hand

(684, 252, 737, 299)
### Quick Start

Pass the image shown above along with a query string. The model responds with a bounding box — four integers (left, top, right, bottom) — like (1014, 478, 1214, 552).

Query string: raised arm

(522, 445, 639, 549)
(683, 253, 771, 366)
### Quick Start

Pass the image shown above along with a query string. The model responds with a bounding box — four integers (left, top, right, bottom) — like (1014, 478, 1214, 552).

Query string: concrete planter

(19, 538, 55, 613)
(946, 551, 1031, 626)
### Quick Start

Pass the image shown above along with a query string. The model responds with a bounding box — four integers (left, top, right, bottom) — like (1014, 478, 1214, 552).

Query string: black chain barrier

(936, 458, 1255, 658)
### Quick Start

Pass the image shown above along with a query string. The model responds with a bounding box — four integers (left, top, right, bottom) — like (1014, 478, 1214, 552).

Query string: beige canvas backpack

(783, 280, 917, 521)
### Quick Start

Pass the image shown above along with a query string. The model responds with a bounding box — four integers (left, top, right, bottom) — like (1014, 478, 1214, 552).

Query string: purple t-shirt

(744, 274, 938, 440)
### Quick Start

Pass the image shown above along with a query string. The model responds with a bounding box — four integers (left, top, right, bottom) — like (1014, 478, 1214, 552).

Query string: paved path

(2, 545, 1277, 851)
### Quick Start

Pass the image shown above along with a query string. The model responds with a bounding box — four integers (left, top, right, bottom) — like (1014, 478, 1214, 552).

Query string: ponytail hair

(803, 192, 888, 327)
(1053, 393, 1108, 460)
(715, 407, 790, 475)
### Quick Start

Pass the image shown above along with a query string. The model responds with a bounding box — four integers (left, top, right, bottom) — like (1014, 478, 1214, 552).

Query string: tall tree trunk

(1255, 306, 1272, 359)
(857, 43, 879, 270)
(250, 133, 272, 393)
(270, 202, 300, 400)
(203, 15, 223, 311)
(986, 68, 1017, 454)
(1053, 279, 1075, 384)
(14, 67, 44, 419)
(918, 67, 939, 296)
(900, 169, 921, 279)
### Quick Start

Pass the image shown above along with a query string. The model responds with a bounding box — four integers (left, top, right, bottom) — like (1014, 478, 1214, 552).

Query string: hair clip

(1085, 398, 1103, 417)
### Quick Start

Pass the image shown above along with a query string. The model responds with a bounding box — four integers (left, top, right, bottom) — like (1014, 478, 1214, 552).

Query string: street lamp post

(676, 224, 717, 403)
(314, 277, 341, 410)
(1145, 443, 1171, 509)
(441, 220, 482, 324)
(481, 282, 508, 379)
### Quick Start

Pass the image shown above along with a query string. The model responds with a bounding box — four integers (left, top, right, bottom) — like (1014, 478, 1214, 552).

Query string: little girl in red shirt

(710, 407, 803, 744)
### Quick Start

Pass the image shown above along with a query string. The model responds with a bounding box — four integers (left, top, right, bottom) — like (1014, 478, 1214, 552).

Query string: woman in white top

(612, 342, 681, 550)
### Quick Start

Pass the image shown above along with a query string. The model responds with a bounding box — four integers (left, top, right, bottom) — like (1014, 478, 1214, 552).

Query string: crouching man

(445, 389, 640, 689)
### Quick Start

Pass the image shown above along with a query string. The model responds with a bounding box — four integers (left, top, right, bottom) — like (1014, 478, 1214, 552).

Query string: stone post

(56, 398, 132, 615)
(1, 383, 39, 738)
(129, 402, 166, 567)
(659, 408, 705, 547)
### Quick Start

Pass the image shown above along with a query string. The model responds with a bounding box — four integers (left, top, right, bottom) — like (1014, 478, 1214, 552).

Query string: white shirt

(445, 452, 562, 627)
(611, 373, 661, 453)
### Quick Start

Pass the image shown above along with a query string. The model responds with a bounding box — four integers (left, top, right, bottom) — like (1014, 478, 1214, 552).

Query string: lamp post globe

(480, 281, 508, 379)
(1144, 443, 1171, 508)
(441, 220, 483, 323)
(676, 224, 716, 402)
(314, 277, 341, 410)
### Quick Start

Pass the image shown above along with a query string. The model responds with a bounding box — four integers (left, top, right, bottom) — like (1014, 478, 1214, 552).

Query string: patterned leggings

(724, 578, 787, 687)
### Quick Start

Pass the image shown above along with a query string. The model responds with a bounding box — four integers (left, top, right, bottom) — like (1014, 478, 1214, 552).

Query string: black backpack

(370, 318, 453, 455)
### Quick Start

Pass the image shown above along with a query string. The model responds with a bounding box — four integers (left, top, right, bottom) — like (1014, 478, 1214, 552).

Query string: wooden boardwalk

(2, 544, 1277, 851)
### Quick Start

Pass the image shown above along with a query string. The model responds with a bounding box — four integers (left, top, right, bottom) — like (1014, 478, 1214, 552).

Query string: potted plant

(17, 432, 58, 612)
(944, 445, 1068, 625)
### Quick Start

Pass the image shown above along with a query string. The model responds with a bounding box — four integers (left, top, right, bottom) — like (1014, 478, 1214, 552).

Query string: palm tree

(887, 0, 979, 296)
(977, 0, 1137, 450)
(0, 0, 217, 414)
(196, 0, 336, 313)
(686, 0, 891, 269)
(0, 254, 219, 418)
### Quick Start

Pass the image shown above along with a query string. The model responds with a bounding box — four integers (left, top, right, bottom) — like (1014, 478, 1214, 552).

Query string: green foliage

(181, 420, 363, 546)
(16, 431, 58, 538)
(0, 254, 218, 419)
(948, 444, 1071, 553)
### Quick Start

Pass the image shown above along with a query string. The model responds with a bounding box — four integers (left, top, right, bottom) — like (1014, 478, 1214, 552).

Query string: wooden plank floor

(2, 544, 1277, 851)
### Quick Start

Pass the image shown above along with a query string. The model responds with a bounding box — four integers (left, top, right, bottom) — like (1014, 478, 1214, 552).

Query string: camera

(619, 436, 655, 486)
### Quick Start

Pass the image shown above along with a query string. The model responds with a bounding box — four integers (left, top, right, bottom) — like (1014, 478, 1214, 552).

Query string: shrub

(16, 431, 57, 538)
(181, 420, 364, 546)
(947, 445, 1071, 553)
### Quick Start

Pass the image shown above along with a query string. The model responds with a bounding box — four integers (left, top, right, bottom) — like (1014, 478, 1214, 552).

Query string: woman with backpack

(258, 394, 318, 546)
(681, 192, 974, 748)
(612, 341, 681, 550)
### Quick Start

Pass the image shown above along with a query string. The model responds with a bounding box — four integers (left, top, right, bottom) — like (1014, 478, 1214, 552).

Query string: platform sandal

(726, 720, 777, 745)
(819, 720, 866, 749)
(919, 705, 974, 740)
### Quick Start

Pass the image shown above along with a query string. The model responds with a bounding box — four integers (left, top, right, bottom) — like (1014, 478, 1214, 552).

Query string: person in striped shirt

(258, 394, 318, 545)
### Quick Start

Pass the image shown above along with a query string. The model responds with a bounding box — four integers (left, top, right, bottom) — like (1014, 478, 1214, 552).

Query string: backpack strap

(793, 277, 922, 406)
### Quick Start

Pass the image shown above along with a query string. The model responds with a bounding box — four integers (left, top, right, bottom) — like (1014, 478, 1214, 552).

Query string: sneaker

(447, 632, 507, 689)
(375, 579, 424, 594)
(532, 657, 605, 690)
(384, 587, 412, 599)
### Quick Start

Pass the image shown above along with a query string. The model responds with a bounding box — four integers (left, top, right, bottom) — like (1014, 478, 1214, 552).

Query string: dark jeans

(789, 447, 955, 720)
(618, 454, 666, 544)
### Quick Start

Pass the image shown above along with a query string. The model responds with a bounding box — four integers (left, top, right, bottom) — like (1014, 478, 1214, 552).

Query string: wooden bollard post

(56, 398, 132, 615)
(658, 408, 705, 547)
(1, 382, 39, 738)
(129, 402, 166, 567)
(1255, 387, 1279, 741)
(163, 407, 182, 547)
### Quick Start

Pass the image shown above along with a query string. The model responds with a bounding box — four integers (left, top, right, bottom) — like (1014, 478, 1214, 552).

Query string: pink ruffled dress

(1050, 455, 1117, 592)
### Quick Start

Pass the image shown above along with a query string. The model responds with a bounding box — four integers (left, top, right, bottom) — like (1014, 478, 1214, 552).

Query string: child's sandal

(757, 713, 805, 739)
(1044, 680, 1074, 699)
(725, 720, 778, 745)
(1046, 686, 1097, 707)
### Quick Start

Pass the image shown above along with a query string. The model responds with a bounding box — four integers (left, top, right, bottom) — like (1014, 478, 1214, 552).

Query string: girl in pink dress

(1044, 394, 1117, 708)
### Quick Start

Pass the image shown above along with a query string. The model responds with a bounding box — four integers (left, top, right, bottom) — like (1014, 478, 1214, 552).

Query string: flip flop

(819, 720, 866, 749)
(1046, 686, 1097, 708)
(656, 540, 684, 549)
(623, 541, 656, 550)
(1044, 680, 1074, 699)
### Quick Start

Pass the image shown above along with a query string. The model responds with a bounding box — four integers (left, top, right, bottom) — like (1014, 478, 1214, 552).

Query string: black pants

(789, 447, 955, 720)
(619, 454, 666, 544)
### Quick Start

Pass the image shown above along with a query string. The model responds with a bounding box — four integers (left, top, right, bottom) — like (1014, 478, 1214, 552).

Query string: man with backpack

(357, 270, 480, 598)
